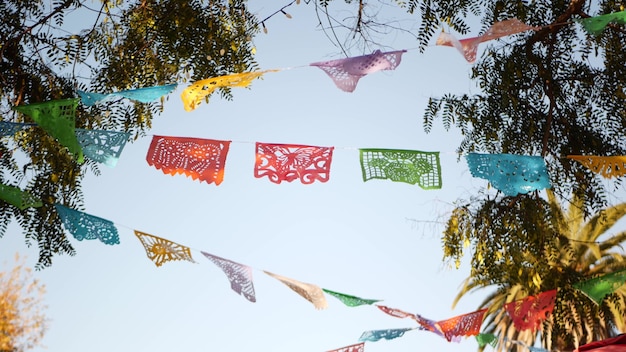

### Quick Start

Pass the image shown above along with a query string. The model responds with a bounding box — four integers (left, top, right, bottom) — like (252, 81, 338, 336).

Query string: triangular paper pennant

(435, 308, 487, 342)
(578, 10, 626, 35)
(504, 289, 557, 331)
(201, 251, 256, 303)
(476, 333, 498, 348)
(146, 135, 231, 185)
(254, 142, 334, 184)
(181, 71, 276, 111)
(55, 204, 120, 245)
(0, 184, 42, 210)
(322, 288, 381, 307)
(567, 155, 626, 179)
(436, 19, 539, 63)
(78, 83, 177, 106)
(310, 49, 406, 92)
(413, 313, 446, 338)
(326, 342, 365, 352)
(359, 148, 442, 189)
(75, 129, 130, 167)
(134, 230, 195, 267)
(0, 121, 32, 137)
(12, 98, 84, 162)
(358, 328, 415, 342)
(466, 153, 551, 196)
(375, 305, 416, 319)
(263, 271, 328, 309)
(574, 269, 626, 305)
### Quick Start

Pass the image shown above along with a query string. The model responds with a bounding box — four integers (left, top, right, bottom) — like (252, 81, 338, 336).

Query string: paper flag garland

(326, 342, 365, 352)
(375, 305, 416, 319)
(263, 271, 328, 309)
(181, 71, 276, 111)
(436, 18, 539, 63)
(310, 49, 406, 92)
(466, 153, 551, 196)
(254, 142, 334, 184)
(55, 204, 120, 245)
(0, 121, 31, 137)
(476, 333, 498, 348)
(134, 230, 195, 267)
(75, 129, 130, 167)
(201, 251, 256, 303)
(358, 328, 416, 342)
(567, 155, 626, 179)
(435, 308, 487, 342)
(322, 288, 381, 307)
(78, 83, 177, 106)
(504, 289, 557, 331)
(0, 184, 42, 210)
(574, 269, 626, 305)
(359, 148, 442, 189)
(414, 313, 446, 338)
(146, 135, 231, 185)
(578, 10, 626, 35)
(12, 98, 84, 162)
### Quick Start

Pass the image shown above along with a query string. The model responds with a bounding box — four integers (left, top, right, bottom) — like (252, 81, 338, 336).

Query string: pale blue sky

(1, 2, 599, 352)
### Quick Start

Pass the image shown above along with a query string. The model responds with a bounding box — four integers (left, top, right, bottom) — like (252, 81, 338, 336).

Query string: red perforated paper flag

(435, 308, 487, 342)
(254, 142, 334, 184)
(505, 289, 557, 331)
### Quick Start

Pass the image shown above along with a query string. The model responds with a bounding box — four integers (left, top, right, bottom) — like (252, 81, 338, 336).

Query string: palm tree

(453, 189, 626, 351)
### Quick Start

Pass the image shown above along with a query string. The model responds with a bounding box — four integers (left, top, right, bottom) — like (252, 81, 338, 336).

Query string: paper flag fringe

(55, 204, 120, 245)
(0, 184, 42, 210)
(567, 155, 626, 179)
(134, 230, 195, 267)
(359, 148, 442, 189)
(504, 289, 557, 331)
(322, 288, 381, 307)
(181, 71, 276, 111)
(574, 269, 626, 305)
(264, 271, 328, 309)
(202, 251, 256, 303)
(78, 83, 177, 106)
(310, 49, 406, 92)
(255, 142, 334, 184)
(466, 153, 551, 196)
(146, 135, 231, 185)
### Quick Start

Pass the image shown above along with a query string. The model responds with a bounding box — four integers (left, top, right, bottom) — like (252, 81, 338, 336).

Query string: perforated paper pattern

(435, 308, 487, 342)
(322, 288, 381, 307)
(466, 153, 551, 196)
(134, 230, 195, 267)
(376, 305, 416, 319)
(326, 342, 365, 352)
(13, 99, 83, 162)
(567, 155, 626, 179)
(255, 142, 334, 184)
(55, 204, 119, 245)
(0, 184, 42, 210)
(146, 135, 231, 185)
(264, 271, 328, 310)
(358, 328, 415, 342)
(181, 71, 275, 111)
(360, 148, 442, 189)
(504, 289, 557, 331)
(574, 270, 626, 305)
(476, 333, 498, 348)
(310, 50, 406, 92)
(76, 129, 130, 167)
(78, 84, 177, 106)
(202, 251, 256, 303)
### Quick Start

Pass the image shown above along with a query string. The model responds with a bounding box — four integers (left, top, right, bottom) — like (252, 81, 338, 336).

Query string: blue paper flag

(466, 153, 551, 196)
(55, 204, 120, 245)
(78, 83, 178, 106)
(358, 328, 416, 342)
(0, 121, 33, 137)
(75, 129, 131, 167)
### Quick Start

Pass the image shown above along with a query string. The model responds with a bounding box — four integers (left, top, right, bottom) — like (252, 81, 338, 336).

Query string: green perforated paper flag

(322, 288, 382, 307)
(359, 148, 442, 189)
(574, 269, 626, 304)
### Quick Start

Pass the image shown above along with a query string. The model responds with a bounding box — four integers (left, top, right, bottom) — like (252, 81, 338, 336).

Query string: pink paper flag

(310, 49, 406, 92)
(201, 251, 256, 303)
(375, 305, 416, 319)
(254, 142, 334, 184)
(435, 308, 487, 342)
(263, 271, 328, 309)
(326, 342, 365, 352)
(436, 19, 539, 63)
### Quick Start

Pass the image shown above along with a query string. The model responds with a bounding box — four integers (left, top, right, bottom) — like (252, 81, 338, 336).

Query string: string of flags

(3, 10, 626, 351)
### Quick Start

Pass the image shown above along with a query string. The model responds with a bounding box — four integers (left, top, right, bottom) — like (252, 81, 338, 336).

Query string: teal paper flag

(574, 269, 626, 304)
(0, 184, 42, 210)
(78, 83, 177, 105)
(578, 11, 626, 35)
(359, 148, 442, 189)
(55, 204, 120, 245)
(0, 121, 32, 137)
(358, 328, 415, 342)
(75, 129, 130, 167)
(322, 288, 382, 307)
(476, 333, 498, 348)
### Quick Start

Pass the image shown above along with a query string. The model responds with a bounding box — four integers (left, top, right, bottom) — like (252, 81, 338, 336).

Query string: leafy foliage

(0, 0, 258, 268)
